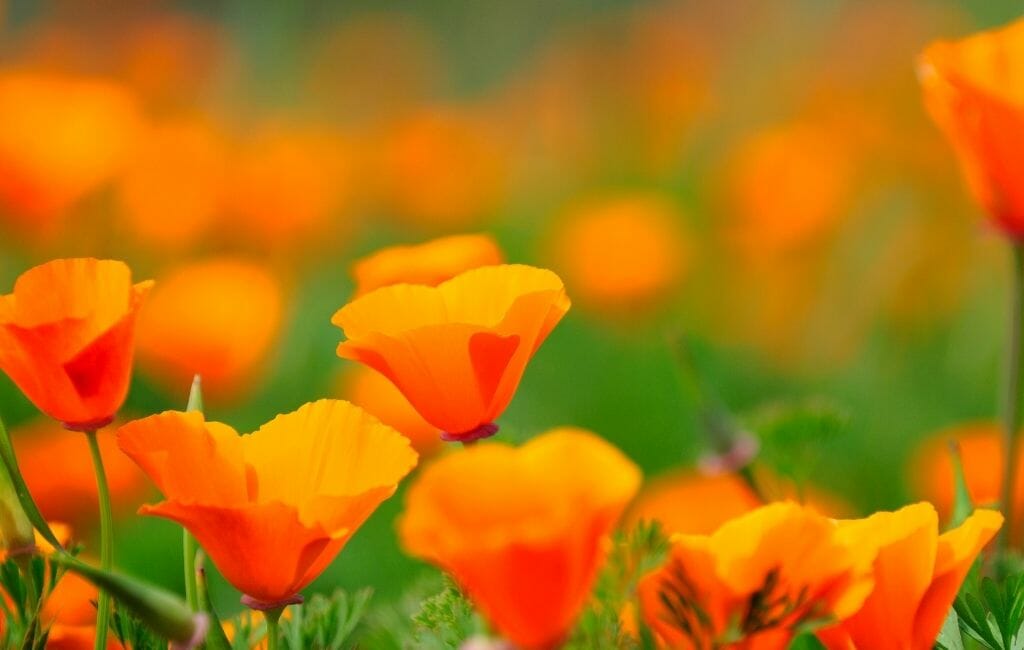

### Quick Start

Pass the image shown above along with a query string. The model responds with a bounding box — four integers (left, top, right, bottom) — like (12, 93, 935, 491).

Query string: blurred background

(0, 0, 1021, 618)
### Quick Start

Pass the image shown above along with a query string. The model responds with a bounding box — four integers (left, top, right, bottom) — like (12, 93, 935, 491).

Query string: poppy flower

(336, 366, 442, 457)
(399, 428, 642, 649)
(817, 503, 1001, 650)
(351, 233, 504, 297)
(638, 502, 874, 649)
(116, 399, 417, 606)
(332, 264, 570, 441)
(919, 18, 1024, 238)
(136, 258, 283, 402)
(626, 472, 762, 536)
(0, 258, 153, 430)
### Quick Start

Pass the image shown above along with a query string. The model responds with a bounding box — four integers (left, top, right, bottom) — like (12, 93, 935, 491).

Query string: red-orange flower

(399, 428, 641, 649)
(332, 264, 570, 441)
(117, 399, 417, 605)
(351, 233, 504, 298)
(919, 18, 1024, 238)
(336, 366, 442, 457)
(0, 258, 152, 429)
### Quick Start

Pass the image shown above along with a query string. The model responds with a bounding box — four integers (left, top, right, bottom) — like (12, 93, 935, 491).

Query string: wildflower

(817, 503, 1001, 650)
(0, 258, 152, 430)
(399, 428, 641, 649)
(332, 264, 569, 442)
(336, 366, 442, 457)
(351, 233, 503, 297)
(117, 399, 417, 606)
(626, 472, 761, 535)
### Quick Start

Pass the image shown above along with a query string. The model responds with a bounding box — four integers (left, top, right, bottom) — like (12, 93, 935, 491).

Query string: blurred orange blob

(351, 233, 504, 297)
(136, 258, 283, 402)
(638, 502, 873, 649)
(336, 366, 441, 457)
(117, 400, 417, 605)
(376, 107, 508, 229)
(920, 18, 1024, 238)
(43, 570, 124, 649)
(117, 118, 228, 249)
(399, 428, 641, 649)
(0, 259, 152, 429)
(333, 265, 570, 440)
(818, 503, 1001, 650)
(627, 472, 761, 536)
(549, 195, 689, 313)
(12, 420, 145, 526)
(0, 72, 139, 230)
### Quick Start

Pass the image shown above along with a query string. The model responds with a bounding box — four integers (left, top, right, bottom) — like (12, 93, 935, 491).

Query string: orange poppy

(116, 399, 417, 606)
(638, 502, 874, 649)
(332, 264, 570, 441)
(136, 258, 283, 402)
(399, 428, 641, 649)
(817, 503, 1001, 650)
(42, 568, 124, 649)
(919, 18, 1024, 238)
(626, 472, 762, 536)
(351, 233, 504, 298)
(0, 258, 152, 430)
(336, 366, 442, 457)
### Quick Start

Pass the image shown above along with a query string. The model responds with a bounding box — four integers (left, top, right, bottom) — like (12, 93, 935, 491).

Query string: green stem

(264, 608, 283, 650)
(85, 431, 113, 650)
(1000, 243, 1024, 560)
(183, 533, 198, 611)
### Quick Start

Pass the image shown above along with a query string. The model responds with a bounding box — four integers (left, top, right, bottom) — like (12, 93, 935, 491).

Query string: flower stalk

(1001, 243, 1024, 559)
(183, 375, 203, 612)
(85, 429, 114, 650)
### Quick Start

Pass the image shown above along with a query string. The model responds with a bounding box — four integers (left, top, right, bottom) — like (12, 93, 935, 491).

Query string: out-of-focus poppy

(351, 233, 504, 298)
(336, 366, 441, 457)
(117, 400, 417, 606)
(919, 18, 1024, 238)
(332, 264, 570, 441)
(818, 503, 1001, 650)
(136, 258, 283, 402)
(399, 428, 641, 649)
(0, 258, 152, 430)
(626, 472, 761, 536)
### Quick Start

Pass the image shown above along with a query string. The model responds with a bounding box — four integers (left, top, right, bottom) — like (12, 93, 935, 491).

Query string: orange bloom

(117, 399, 417, 605)
(351, 233, 504, 297)
(43, 568, 123, 649)
(627, 472, 762, 536)
(548, 195, 689, 314)
(0, 258, 152, 429)
(817, 503, 1001, 650)
(332, 264, 570, 441)
(399, 428, 641, 649)
(638, 502, 874, 650)
(136, 258, 283, 402)
(336, 366, 441, 457)
(919, 18, 1024, 238)
(13, 420, 145, 526)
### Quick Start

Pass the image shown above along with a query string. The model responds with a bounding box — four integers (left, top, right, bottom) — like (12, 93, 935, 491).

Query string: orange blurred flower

(332, 264, 570, 441)
(336, 366, 441, 457)
(117, 400, 417, 606)
(351, 233, 504, 297)
(136, 258, 283, 402)
(0, 72, 139, 231)
(919, 18, 1024, 238)
(627, 472, 761, 536)
(638, 502, 873, 649)
(0, 258, 152, 430)
(818, 503, 1001, 650)
(399, 428, 641, 649)
(12, 420, 145, 526)
(548, 195, 689, 314)
(43, 569, 123, 649)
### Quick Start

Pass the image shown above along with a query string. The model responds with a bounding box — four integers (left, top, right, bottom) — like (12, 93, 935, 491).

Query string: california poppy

(919, 18, 1024, 238)
(626, 472, 761, 536)
(117, 399, 417, 606)
(0, 258, 152, 430)
(817, 503, 1001, 650)
(399, 428, 641, 649)
(336, 366, 442, 457)
(332, 264, 570, 441)
(351, 233, 503, 297)
(638, 502, 874, 649)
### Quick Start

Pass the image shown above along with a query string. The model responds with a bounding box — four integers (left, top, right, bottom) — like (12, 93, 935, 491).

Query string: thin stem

(264, 608, 283, 650)
(85, 431, 113, 650)
(1000, 243, 1024, 560)
(183, 374, 203, 612)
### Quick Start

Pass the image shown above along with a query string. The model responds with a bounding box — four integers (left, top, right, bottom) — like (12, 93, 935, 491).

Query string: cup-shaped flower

(332, 264, 570, 441)
(0, 258, 152, 430)
(817, 503, 1002, 650)
(638, 502, 874, 649)
(351, 233, 503, 297)
(399, 428, 641, 649)
(117, 399, 417, 606)
(919, 18, 1024, 238)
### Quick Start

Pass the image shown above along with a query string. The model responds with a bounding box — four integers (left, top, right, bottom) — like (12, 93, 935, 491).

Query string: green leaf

(936, 607, 966, 650)
(946, 440, 975, 528)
